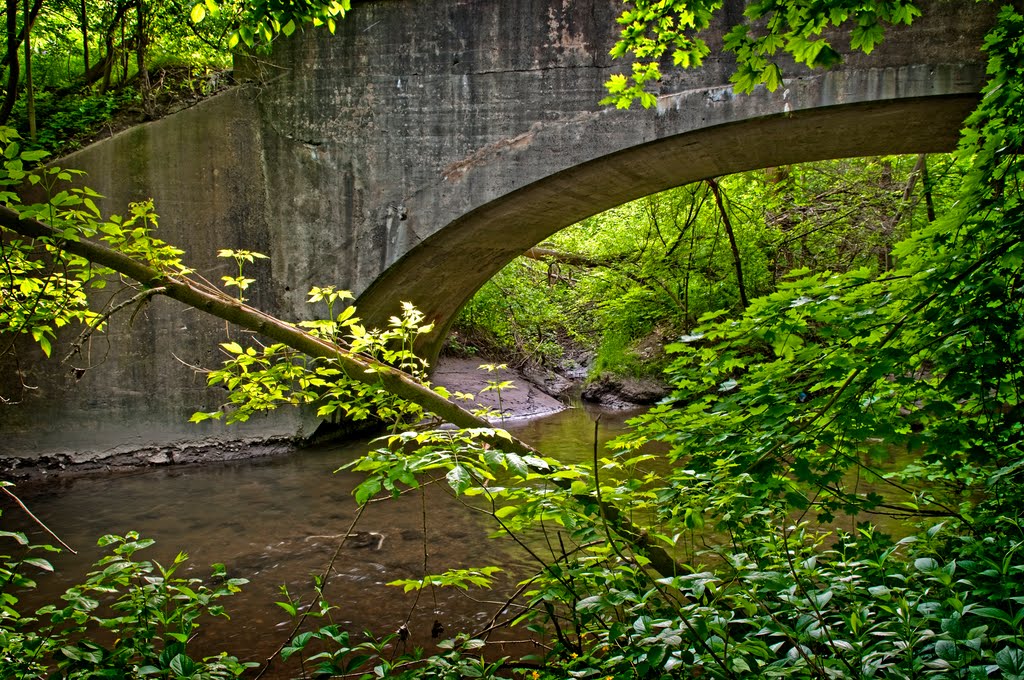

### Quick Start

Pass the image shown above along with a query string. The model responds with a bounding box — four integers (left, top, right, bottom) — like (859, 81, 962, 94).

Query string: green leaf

(221, 341, 243, 354)
(997, 647, 1024, 680)
(19, 149, 48, 162)
(762, 63, 783, 91)
(851, 23, 886, 54)
(190, 3, 206, 22)
(446, 464, 472, 495)
(169, 653, 197, 677)
(22, 558, 53, 572)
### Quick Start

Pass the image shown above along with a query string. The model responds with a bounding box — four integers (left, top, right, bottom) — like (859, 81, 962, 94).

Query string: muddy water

(3, 405, 638, 676)
(4, 404, 912, 676)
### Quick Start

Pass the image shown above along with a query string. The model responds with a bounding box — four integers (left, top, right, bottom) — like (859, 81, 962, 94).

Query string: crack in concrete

(443, 121, 542, 181)
(443, 109, 605, 182)
(472, 63, 604, 77)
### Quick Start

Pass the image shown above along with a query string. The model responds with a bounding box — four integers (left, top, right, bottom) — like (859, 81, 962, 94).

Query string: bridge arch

(355, 85, 981, 362)
(254, 0, 997, 362)
(244, 0, 994, 347)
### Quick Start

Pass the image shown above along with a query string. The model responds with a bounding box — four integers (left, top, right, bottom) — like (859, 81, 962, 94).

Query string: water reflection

(2, 404, 915, 677)
(3, 406, 632, 677)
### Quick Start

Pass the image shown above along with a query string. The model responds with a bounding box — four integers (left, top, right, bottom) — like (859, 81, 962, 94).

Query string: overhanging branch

(0, 204, 687, 578)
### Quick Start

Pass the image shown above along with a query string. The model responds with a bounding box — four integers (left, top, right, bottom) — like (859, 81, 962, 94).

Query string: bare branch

(1, 484, 76, 554)
(62, 286, 166, 363)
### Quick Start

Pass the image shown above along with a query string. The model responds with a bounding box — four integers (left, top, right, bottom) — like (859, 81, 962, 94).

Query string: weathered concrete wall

(0, 91, 318, 469)
(249, 0, 994, 358)
(0, 0, 997, 465)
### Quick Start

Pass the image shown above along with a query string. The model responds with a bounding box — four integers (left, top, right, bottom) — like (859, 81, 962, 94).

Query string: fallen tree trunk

(0, 203, 686, 578)
(523, 246, 624, 268)
(0, 204, 494, 431)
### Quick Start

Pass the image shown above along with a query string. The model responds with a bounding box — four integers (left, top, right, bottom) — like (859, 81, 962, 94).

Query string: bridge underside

(357, 92, 979, 362)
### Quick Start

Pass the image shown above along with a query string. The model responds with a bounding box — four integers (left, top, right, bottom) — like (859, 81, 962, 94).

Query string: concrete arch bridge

(0, 0, 997, 462)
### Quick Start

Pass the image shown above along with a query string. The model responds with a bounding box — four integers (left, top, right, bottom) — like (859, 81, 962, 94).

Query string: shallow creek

(4, 403, 912, 676)
(3, 405, 643, 675)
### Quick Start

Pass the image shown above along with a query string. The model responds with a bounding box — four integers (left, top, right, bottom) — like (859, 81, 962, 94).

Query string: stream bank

(0, 353, 663, 482)
(442, 327, 673, 412)
(0, 357, 568, 482)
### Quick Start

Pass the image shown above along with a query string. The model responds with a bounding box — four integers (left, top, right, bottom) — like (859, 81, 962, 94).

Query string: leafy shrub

(0, 504, 253, 678)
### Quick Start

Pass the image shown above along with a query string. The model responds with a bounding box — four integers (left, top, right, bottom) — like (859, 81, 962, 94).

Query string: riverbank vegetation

(1, 0, 1023, 678)
(454, 153, 958, 396)
(0, 0, 351, 157)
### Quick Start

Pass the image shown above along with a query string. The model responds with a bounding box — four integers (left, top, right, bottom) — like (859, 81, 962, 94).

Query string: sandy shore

(431, 357, 566, 421)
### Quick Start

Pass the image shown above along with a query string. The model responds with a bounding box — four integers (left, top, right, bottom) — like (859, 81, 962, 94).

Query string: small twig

(62, 286, 166, 363)
(592, 416, 629, 565)
(402, 487, 432, 627)
(254, 501, 369, 680)
(169, 352, 211, 375)
(1, 486, 76, 554)
(476, 575, 538, 640)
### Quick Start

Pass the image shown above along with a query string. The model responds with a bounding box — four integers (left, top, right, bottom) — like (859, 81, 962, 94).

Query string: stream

(3, 403, 913, 677)
(2, 404, 644, 677)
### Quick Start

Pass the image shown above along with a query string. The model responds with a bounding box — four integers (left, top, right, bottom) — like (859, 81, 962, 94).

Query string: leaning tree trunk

(706, 177, 750, 309)
(22, 0, 34, 140)
(0, 0, 20, 125)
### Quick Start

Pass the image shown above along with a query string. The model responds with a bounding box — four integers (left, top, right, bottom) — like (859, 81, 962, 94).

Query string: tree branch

(62, 285, 166, 363)
(0, 204, 689, 578)
(706, 177, 749, 309)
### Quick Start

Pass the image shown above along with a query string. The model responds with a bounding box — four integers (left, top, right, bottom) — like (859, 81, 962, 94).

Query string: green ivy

(604, 0, 923, 107)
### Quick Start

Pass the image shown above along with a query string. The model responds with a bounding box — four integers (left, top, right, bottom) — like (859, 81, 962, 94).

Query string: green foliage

(388, 566, 503, 593)
(0, 127, 187, 362)
(10, 88, 138, 155)
(192, 0, 351, 49)
(190, 298, 439, 426)
(460, 155, 936, 382)
(216, 247, 267, 301)
(279, 624, 506, 679)
(0, 508, 254, 679)
(455, 257, 586, 366)
(614, 5, 1024, 536)
(3, 4, 1024, 680)
(604, 0, 923, 107)
(4, 0, 347, 156)
(517, 523, 1024, 680)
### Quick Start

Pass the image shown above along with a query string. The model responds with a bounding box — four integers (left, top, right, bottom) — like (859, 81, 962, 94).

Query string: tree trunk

(98, 2, 136, 92)
(879, 154, 928, 270)
(135, 0, 153, 117)
(0, 0, 40, 69)
(920, 154, 936, 223)
(22, 0, 34, 140)
(522, 246, 620, 268)
(81, 0, 89, 73)
(0, 0, 20, 125)
(706, 177, 750, 309)
(119, 12, 126, 87)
